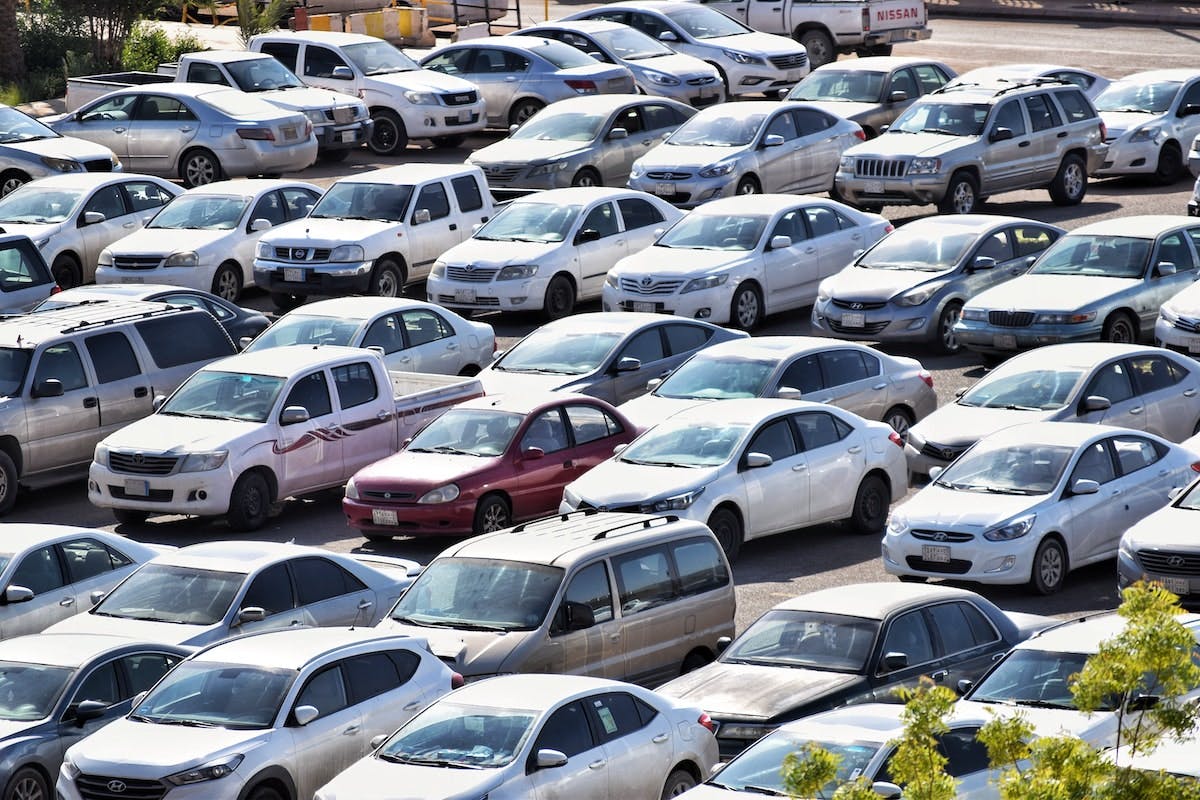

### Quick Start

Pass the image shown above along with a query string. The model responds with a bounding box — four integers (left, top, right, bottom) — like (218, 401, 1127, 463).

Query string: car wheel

(936, 301, 963, 354)
(848, 474, 889, 534)
(543, 274, 575, 321)
(797, 29, 835, 68)
(736, 174, 761, 196)
(0, 170, 30, 197)
(660, 768, 697, 799)
(459, 364, 482, 377)
(211, 262, 243, 302)
(571, 167, 602, 187)
(228, 471, 271, 532)
(246, 785, 285, 800)
(369, 109, 408, 156)
(883, 406, 914, 440)
(370, 258, 405, 298)
(681, 650, 712, 674)
(180, 148, 223, 188)
(1155, 141, 1184, 185)
(270, 291, 304, 311)
(431, 134, 466, 148)
(509, 99, 545, 127)
(51, 253, 82, 290)
(1102, 312, 1137, 344)
(1048, 153, 1087, 205)
(363, 531, 395, 542)
(112, 509, 149, 526)
(938, 171, 978, 214)
(0, 449, 18, 516)
(1029, 536, 1067, 595)
(320, 148, 352, 162)
(4, 767, 49, 800)
(729, 282, 763, 331)
(473, 494, 511, 534)
(707, 507, 743, 562)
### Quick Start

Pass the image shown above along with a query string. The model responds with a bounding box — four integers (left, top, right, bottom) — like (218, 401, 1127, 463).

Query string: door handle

(1130, 406, 1143, 414)
(342, 725, 360, 735)
(59, 597, 74, 607)
(1186, 389, 1197, 397)
(289, 619, 303, 626)
(642, 139, 653, 146)
(123, 221, 136, 228)
(804, 247, 817, 254)
(930, 669, 949, 682)
(562, 459, 574, 469)
(357, 599, 374, 610)
(1159, 468, 1170, 476)
(403, 700, 423, 711)
(376, 410, 390, 420)
(792, 463, 807, 471)
(83, 396, 98, 408)
(872, 382, 887, 390)
(134, 386, 148, 398)
(608, 632, 620, 641)
(848, 445, 862, 454)
(652, 733, 670, 743)
(589, 759, 606, 770)
(504, 76, 517, 82)
(1018, 141, 1031, 147)
(112, 126, 126, 133)
(1111, 489, 1122, 496)
(449, 223, 457, 230)
(1057, 130, 1068, 138)
(446, 342, 459, 350)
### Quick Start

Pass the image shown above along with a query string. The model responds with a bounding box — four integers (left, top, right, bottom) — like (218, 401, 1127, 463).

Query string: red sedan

(344, 393, 638, 539)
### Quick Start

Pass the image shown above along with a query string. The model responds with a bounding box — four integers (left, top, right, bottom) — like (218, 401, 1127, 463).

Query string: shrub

(121, 23, 208, 72)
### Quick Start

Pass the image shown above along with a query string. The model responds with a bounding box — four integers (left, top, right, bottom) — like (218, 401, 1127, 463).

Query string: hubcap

(575, 171, 597, 186)
(374, 119, 398, 152)
(736, 291, 758, 327)
(1110, 321, 1133, 343)
(1, 178, 25, 196)
(215, 270, 238, 300)
(246, 486, 263, 517)
(376, 270, 398, 297)
(738, 180, 758, 195)
(1064, 164, 1084, 197)
(861, 487, 883, 524)
(1040, 546, 1063, 588)
(13, 777, 44, 800)
(942, 306, 961, 351)
(887, 414, 910, 439)
(186, 155, 215, 186)
(515, 104, 540, 124)
(951, 181, 974, 213)
(482, 504, 507, 532)
(668, 780, 693, 797)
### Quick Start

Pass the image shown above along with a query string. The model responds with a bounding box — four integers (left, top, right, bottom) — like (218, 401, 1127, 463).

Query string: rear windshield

(523, 39, 599, 69)
(135, 313, 236, 368)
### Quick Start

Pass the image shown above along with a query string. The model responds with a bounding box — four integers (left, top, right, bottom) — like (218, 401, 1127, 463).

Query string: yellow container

(308, 12, 344, 31)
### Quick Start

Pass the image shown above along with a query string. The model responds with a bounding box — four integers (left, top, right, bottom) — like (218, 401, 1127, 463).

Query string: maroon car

(344, 393, 638, 540)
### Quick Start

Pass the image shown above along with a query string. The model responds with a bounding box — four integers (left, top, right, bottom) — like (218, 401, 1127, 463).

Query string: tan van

(378, 510, 736, 686)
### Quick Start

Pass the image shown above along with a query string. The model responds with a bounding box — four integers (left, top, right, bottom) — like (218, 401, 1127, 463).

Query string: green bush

(121, 23, 208, 72)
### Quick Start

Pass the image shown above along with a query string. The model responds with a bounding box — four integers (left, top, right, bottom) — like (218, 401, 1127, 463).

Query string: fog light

(510, 296, 527, 305)
(198, 490, 207, 500)
(1131, 157, 1146, 167)
(985, 556, 1017, 573)
(740, 77, 765, 85)
(694, 308, 711, 319)
(906, 318, 925, 330)
(424, 117, 434, 127)
(88, 480, 97, 492)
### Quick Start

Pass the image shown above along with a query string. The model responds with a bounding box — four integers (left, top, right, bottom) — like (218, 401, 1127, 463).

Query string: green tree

(236, 0, 289, 48)
(0, 0, 26, 84)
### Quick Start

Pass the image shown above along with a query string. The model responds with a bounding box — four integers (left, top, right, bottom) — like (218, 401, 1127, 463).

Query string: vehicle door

(792, 108, 845, 193)
(759, 208, 813, 314)
(574, 200, 627, 302)
(1060, 438, 1122, 563)
(806, 204, 872, 284)
(537, 561, 624, 678)
(112, 178, 176, 245)
(923, 601, 1008, 689)
(4, 544, 74, 636)
(231, 562, 304, 636)
(563, 403, 630, 482)
(343, 650, 429, 737)
(981, 98, 1034, 192)
(360, 313, 415, 372)
(964, 226, 1033, 298)
(275, 367, 343, 496)
(295, 43, 358, 94)
(240, 189, 291, 274)
(449, 174, 492, 232)
(0, 235, 56, 311)
(23, 341, 100, 474)
(588, 691, 675, 798)
(870, 608, 940, 698)
(617, 196, 670, 254)
(607, 325, 668, 404)
(58, 537, 133, 613)
(609, 544, 684, 685)
(257, 41, 301, 76)
(1075, 359, 1145, 430)
(396, 308, 461, 374)
(877, 67, 923, 131)
(83, 330, 153, 438)
(809, 349, 887, 421)
(1103, 435, 1176, 559)
(1144, 230, 1199, 330)
(182, 60, 232, 86)
(407, 179, 457, 281)
(290, 556, 378, 628)
(526, 700, 609, 799)
(745, 0, 783, 30)
(639, 101, 690, 154)
(1127, 354, 1194, 441)
(70, 94, 137, 161)
(756, 108, 802, 193)
(463, 47, 530, 126)
(739, 415, 806, 538)
(330, 361, 392, 474)
(125, 94, 199, 175)
(287, 664, 366, 800)
(792, 410, 864, 523)
(76, 184, 135, 270)
(1020, 92, 1068, 183)
(597, 104, 647, 185)
(1171, 79, 1200, 158)
(512, 407, 576, 518)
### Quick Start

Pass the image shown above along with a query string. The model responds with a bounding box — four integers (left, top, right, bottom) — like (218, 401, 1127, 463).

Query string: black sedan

(655, 582, 1052, 759)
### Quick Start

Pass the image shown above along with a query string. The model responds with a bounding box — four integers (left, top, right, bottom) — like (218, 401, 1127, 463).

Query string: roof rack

(933, 76, 1073, 98)
(1, 301, 190, 337)
(1028, 609, 1116, 639)
(508, 509, 680, 541)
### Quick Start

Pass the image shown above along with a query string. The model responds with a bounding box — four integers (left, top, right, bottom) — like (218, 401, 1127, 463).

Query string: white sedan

(561, 398, 908, 560)
(1118, 470, 1200, 603)
(97, 179, 323, 301)
(602, 195, 892, 330)
(0, 173, 179, 288)
(427, 187, 681, 320)
(244, 296, 495, 375)
(884, 422, 1200, 594)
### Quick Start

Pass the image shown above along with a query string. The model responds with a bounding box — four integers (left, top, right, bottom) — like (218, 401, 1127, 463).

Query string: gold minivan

(379, 510, 736, 685)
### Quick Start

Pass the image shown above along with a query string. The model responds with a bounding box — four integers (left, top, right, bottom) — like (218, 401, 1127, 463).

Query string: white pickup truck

(689, 0, 931, 67)
(88, 345, 484, 530)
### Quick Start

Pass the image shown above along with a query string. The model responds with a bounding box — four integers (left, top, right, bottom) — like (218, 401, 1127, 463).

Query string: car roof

(0, 301, 201, 349)
(690, 193, 839, 216)
(440, 35, 569, 51)
(524, 19, 633, 34)
(531, 311, 685, 335)
(1002, 342, 1164, 369)
(814, 56, 950, 73)
(0, 524, 127, 556)
(778, 702, 992, 741)
(958, 63, 1086, 77)
(50, 284, 205, 303)
(590, 1, 706, 11)
(195, 627, 423, 670)
(1015, 612, 1200, 654)
(181, 178, 322, 197)
(198, 344, 375, 378)
(184, 49, 274, 64)
(334, 163, 481, 185)
(0, 633, 183, 668)
(150, 540, 342, 574)
(773, 582, 992, 619)
(252, 29, 385, 47)
(691, 335, 879, 361)
(514, 186, 658, 206)
(13, 173, 165, 191)
(1112, 69, 1200, 83)
(695, 100, 781, 120)
(454, 391, 605, 417)
(970, 420, 1143, 449)
(444, 673, 643, 710)
(903, 213, 1059, 233)
(280, 296, 439, 321)
(662, 397, 822, 426)
(1067, 215, 1193, 238)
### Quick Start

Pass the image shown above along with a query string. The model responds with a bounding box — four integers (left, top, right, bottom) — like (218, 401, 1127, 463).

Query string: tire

(1102, 312, 1137, 344)
(270, 291, 304, 311)
(936, 301, 963, 354)
(458, 364, 482, 377)
(370, 258, 405, 298)
(861, 44, 893, 57)
(1029, 536, 1067, 595)
(112, 509, 149, 526)
(710, 64, 733, 101)
(363, 531, 395, 542)
(797, 29, 836, 68)
(432, 134, 466, 148)
(937, 171, 979, 214)
(543, 274, 575, 321)
(320, 148, 352, 162)
(707, 507, 743, 562)
(729, 282, 763, 331)
(848, 474, 889, 535)
(1154, 142, 1184, 185)
(4, 767, 49, 800)
(246, 786, 285, 800)
(509, 98, 545, 128)
(180, 148, 223, 188)
(735, 174, 761, 196)
(571, 167, 602, 187)
(473, 494, 511, 534)
(1048, 154, 1087, 206)
(681, 650, 711, 674)
(0, 170, 29, 196)
(51, 254, 82, 290)
(228, 471, 271, 532)
(660, 768, 698, 799)
(211, 262, 243, 302)
(0, 449, 18, 516)
(883, 406, 914, 440)
(369, 109, 408, 156)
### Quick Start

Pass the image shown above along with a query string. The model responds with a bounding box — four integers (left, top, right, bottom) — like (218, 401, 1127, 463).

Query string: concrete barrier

(345, 7, 430, 44)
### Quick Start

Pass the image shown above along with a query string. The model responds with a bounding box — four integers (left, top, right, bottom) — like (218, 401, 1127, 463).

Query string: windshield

(1029, 234, 1150, 278)
(244, 315, 362, 352)
(495, 329, 619, 375)
(655, 355, 773, 400)
(391, 558, 563, 632)
(512, 110, 605, 142)
(133, 661, 295, 729)
(859, 229, 976, 271)
(1096, 80, 1181, 114)
(968, 649, 1101, 709)
(722, 609, 879, 672)
(343, 40, 420, 74)
(592, 26, 672, 59)
(710, 731, 880, 795)
(620, 420, 748, 468)
(0, 106, 59, 144)
(665, 6, 752, 38)
(959, 368, 1084, 411)
(657, 213, 767, 251)
(379, 701, 537, 768)
(310, 182, 413, 223)
(148, 195, 247, 230)
(789, 70, 885, 103)
(161, 370, 287, 423)
(934, 441, 1074, 495)
(94, 564, 243, 625)
(892, 101, 988, 136)
(0, 188, 83, 224)
(0, 661, 73, 720)
(226, 57, 305, 91)
(1175, 481, 1200, 510)
(669, 111, 764, 146)
(408, 409, 523, 457)
(475, 202, 580, 243)
(0, 349, 31, 397)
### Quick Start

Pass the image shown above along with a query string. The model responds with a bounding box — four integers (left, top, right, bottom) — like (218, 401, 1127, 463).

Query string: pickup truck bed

(66, 72, 173, 112)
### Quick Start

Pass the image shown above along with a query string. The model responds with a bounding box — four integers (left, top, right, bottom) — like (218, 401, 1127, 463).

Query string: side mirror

(575, 228, 601, 244)
(1169, 485, 1185, 501)
(280, 405, 310, 425)
(74, 699, 109, 724)
(613, 443, 628, 455)
(1157, 261, 1178, 276)
(32, 379, 64, 398)
(555, 599, 595, 632)
(293, 705, 320, 726)
(744, 452, 772, 469)
(888, 90, 908, 103)
(652, 227, 665, 238)
(82, 211, 106, 225)
(1070, 478, 1100, 496)
(1182, 103, 1200, 117)
(928, 466, 944, 480)
(762, 133, 785, 148)
(872, 781, 903, 799)
(608, 127, 628, 140)
(716, 635, 732, 653)
(237, 606, 267, 623)
(1081, 395, 1111, 413)
(955, 678, 974, 696)
(615, 356, 641, 372)
(657, 30, 678, 42)
(879, 124, 890, 133)
(4, 585, 33, 604)
(775, 386, 801, 400)
(238, 336, 254, 350)
(413, 208, 432, 225)
(523, 446, 545, 460)
(971, 256, 996, 271)
(330, 65, 354, 80)
(536, 748, 569, 769)
(89, 589, 107, 605)
(989, 127, 1014, 143)
(1128, 694, 1161, 712)
(152, 394, 167, 411)
(509, 123, 520, 135)
(882, 651, 908, 671)
(769, 234, 792, 250)
(371, 733, 389, 749)
(647, 378, 663, 392)
(250, 218, 272, 232)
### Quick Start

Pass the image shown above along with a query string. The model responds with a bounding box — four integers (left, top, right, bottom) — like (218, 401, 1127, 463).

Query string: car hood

(259, 87, 360, 111)
(471, 138, 590, 166)
(893, 483, 1044, 529)
(45, 611, 219, 647)
(656, 661, 861, 721)
(320, 755, 501, 800)
(439, 236, 563, 268)
(798, 100, 878, 123)
(969, 273, 1141, 311)
(377, 621, 524, 674)
(107, 226, 227, 256)
(365, 67, 478, 94)
(1164, 281, 1200, 316)
(1123, 506, 1200, 550)
(0, 717, 43, 742)
(0, 221, 60, 240)
(639, 52, 718, 79)
(263, 217, 395, 248)
(352, 451, 497, 489)
(954, 701, 1113, 744)
(71, 717, 270, 773)
(614, 246, 751, 277)
(849, 131, 973, 158)
(3, 134, 114, 161)
(824, 264, 950, 301)
(99, 414, 266, 456)
(618, 395, 708, 430)
(478, 368, 576, 395)
(636, 143, 746, 171)
(1099, 110, 1161, 140)
(706, 31, 805, 57)
(567, 460, 722, 507)
(910, 403, 1051, 448)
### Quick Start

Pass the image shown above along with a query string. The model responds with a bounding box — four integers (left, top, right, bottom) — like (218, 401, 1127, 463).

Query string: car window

(1156, 231, 1196, 272)
(642, 103, 687, 131)
(534, 701, 595, 759)
(258, 42, 299, 73)
(804, 206, 841, 238)
(1111, 435, 1162, 476)
(343, 652, 403, 704)
(1179, 81, 1200, 114)
(73, 662, 120, 707)
(291, 557, 367, 605)
(1070, 440, 1117, 485)
(1055, 88, 1095, 122)
(564, 561, 614, 624)
(133, 96, 195, 122)
(745, 417, 797, 462)
(413, 182, 451, 222)
(402, 309, 452, 346)
(186, 62, 228, 85)
(10, 545, 64, 594)
(85, 332, 141, 384)
(793, 108, 834, 136)
(0, 238, 47, 293)
(83, 186, 126, 221)
(613, 106, 644, 136)
(295, 665, 348, 720)
(880, 610, 935, 668)
(82, 94, 137, 122)
(281, 188, 318, 219)
(422, 48, 473, 75)
(975, 230, 1013, 262)
(913, 64, 951, 94)
(332, 362, 379, 409)
(122, 181, 173, 213)
(940, 728, 991, 777)
(960, 602, 1001, 646)
(1024, 93, 1062, 131)
(121, 652, 181, 696)
(1129, 356, 1184, 393)
(765, 110, 799, 141)
(612, 546, 676, 614)
(388, 650, 421, 683)
(618, 197, 665, 231)
(663, 323, 712, 355)
(619, 327, 665, 364)
(779, 354, 823, 394)
(671, 537, 729, 597)
(283, 370, 332, 418)
(888, 68, 919, 99)
(927, 602, 982, 656)
(361, 315, 405, 354)
(1086, 361, 1133, 404)
(304, 45, 350, 79)
(34, 342, 88, 391)
(793, 411, 851, 451)
(990, 99, 1027, 137)
(565, 403, 622, 445)
(521, 408, 570, 454)
(1012, 225, 1057, 258)
(241, 563, 294, 616)
(451, 175, 484, 212)
(134, 314, 235, 368)
(770, 209, 807, 244)
(250, 191, 287, 228)
(61, 538, 121, 584)
(579, 201, 620, 239)
(157, 292, 232, 321)
(628, 11, 672, 38)
(589, 693, 646, 742)
(819, 349, 872, 386)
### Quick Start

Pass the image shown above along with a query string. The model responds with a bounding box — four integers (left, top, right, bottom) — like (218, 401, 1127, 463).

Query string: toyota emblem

(131, 453, 144, 465)
(641, 277, 653, 287)
(1169, 555, 1186, 568)
(463, 264, 474, 271)
(850, 302, 864, 310)
(383, 492, 392, 499)
(107, 781, 127, 793)
(940, 448, 957, 461)
(933, 531, 947, 542)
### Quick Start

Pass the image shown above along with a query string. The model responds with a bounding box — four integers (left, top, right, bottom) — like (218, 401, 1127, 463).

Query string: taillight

(853, 128, 866, 141)
(50, 284, 62, 295)
(451, 672, 465, 689)
(1099, 120, 1107, 140)
(698, 712, 718, 734)
(565, 79, 598, 94)
(237, 127, 275, 141)
(889, 431, 904, 448)
(919, 370, 933, 388)
(1190, 461, 1200, 473)
(883, 223, 895, 233)
(861, 7, 871, 31)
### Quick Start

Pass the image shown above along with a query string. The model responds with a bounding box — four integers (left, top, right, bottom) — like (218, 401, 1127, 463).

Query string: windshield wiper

(155, 718, 219, 727)
(1106, 106, 1152, 113)
(447, 620, 512, 632)
(621, 458, 688, 467)
(414, 445, 480, 456)
(737, 785, 788, 797)
(922, 127, 965, 136)
(379, 754, 480, 767)
(1013, 699, 1076, 710)
(128, 713, 156, 723)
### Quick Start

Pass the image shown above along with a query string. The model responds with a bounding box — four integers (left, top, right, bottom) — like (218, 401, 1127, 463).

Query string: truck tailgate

(392, 371, 485, 440)
(868, 0, 927, 31)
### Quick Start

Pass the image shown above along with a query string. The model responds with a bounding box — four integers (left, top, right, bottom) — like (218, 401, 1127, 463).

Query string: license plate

(922, 544, 951, 563)
(1187, 338, 1200, 354)
(121, 276, 144, 283)
(655, 182, 676, 196)
(340, 129, 356, 143)
(786, 70, 803, 81)
(454, 288, 477, 303)
(283, 127, 297, 140)
(284, 267, 304, 283)
(372, 508, 399, 526)
(993, 334, 1017, 350)
(458, 109, 471, 122)
(124, 479, 149, 497)
(864, 180, 884, 194)
(1161, 575, 1190, 595)
(633, 301, 656, 313)
(841, 312, 865, 328)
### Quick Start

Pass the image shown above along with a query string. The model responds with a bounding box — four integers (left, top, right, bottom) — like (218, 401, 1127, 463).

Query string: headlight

(165, 754, 244, 786)
(699, 160, 737, 178)
(887, 513, 908, 535)
(431, 261, 447, 279)
(894, 282, 945, 307)
(329, 244, 365, 262)
(404, 90, 439, 105)
(816, 281, 832, 302)
(1161, 304, 1180, 325)
(180, 450, 228, 472)
(419, 484, 460, 504)
(98, 248, 114, 267)
(1129, 125, 1164, 143)
(111, 155, 122, 170)
(93, 443, 109, 468)
(644, 70, 681, 86)
(164, 251, 199, 268)
(629, 163, 643, 180)
(40, 156, 81, 172)
(606, 273, 619, 288)
(681, 274, 729, 293)
(983, 513, 1037, 542)
(345, 477, 359, 500)
(642, 486, 705, 512)
(529, 160, 570, 176)
(960, 308, 988, 322)
(305, 109, 327, 124)
(1033, 310, 1097, 324)
(497, 264, 537, 280)
(908, 157, 942, 175)
(1118, 537, 1136, 561)
(256, 241, 273, 259)
(839, 155, 854, 170)
(722, 49, 762, 65)
(562, 487, 580, 509)
(63, 753, 81, 779)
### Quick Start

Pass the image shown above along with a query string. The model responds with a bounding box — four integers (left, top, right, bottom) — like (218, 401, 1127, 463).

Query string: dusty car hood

(969, 273, 1142, 311)
(706, 31, 805, 57)
(848, 131, 972, 158)
(471, 137, 591, 166)
(45, 611, 221, 647)
(478, 368, 574, 395)
(319, 756, 501, 800)
(618, 395, 707, 430)
(823, 263, 951, 301)
(260, 86, 360, 112)
(1164, 281, 1200, 316)
(351, 451, 498, 489)
(893, 483, 1043, 529)
(262, 217, 395, 249)
(366, 67, 478, 94)
(910, 402, 1051, 448)
(4, 134, 115, 162)
(636, 142, 746, 171)
(377, 621, 524, 674)
(639, 52, 719, 80)
(0, 221, 61, 240)
(438, 236, 562, 268)
(106, 226, 226, 256)
(0, 717, 42, 742)
(1122, 506, 1200, 550)
(567, 460, 721, 507)
(99, 414, 267, 457)
(71, 718, 270, 772)
(656, 661, 861, 721)
(1099, 110, 1160, 140)
(613, 246, 752, 277)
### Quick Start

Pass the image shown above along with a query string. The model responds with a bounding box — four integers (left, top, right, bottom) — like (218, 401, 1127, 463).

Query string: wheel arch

(0, 435, 22, 475)
(670, 758, 704, 785)
(865, 466, 892, 498)
(1033, 531, 1070, 576)
(375, 252, 409, 281)
(236, 766, 297, 800)
(1105, 307, 1140, 338)
(239, 465, 278, 507)
(793, 22, 834, 38)
(176, 145, 217, 178)
(4, 761, 53, 797)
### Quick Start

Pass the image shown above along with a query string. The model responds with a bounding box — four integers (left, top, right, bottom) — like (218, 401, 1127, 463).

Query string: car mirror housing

(882, 651, 908, 671)
(971, 256, 996, 271)
(608, 127, 628, 140)
(769, 234, 792, 250)
(536, 748, 569, 769)
(888, 90, 908, 103)
(989, 127, 1014, 143)
(1169, 485, 1185, 501)
(152, 394, 168, 411)
(1081, 395, 1111, 413)
(509, 123, 520, 135)
(1157, 261, 1178, 276)
(575, 228, 601, 245)
(412, 208, 432, 225)
(1127, 693, 1161, 712)
(293, 705, 320, 726)
(523, 446, 545, 460)
(237, 606, 267, 624)
(82, 211, 106, 225)
(615, 356, 641, 373)
(776, 386, 801, 400)
(657, 30, 678, 42)
(31, 379, 64, 398)
(762, 133, 785, 148)
(744, 452, 772, 469)
(928, 465, 944, 481)
(1070, 478, 1100, 496)
(716, 635, 732, 653)
(554, 599, 595, 633)
(371, 733, 389, 750)
(73, 699, 109, 725)
(280, 406, 310, 425)
(613, 443, 628, 455)
(250, 218, 272, 232)
(646, 377, 663, 392)
(331, 66, 354, 80)
(955, 678, 974, 696)
(4, 585, 33, 604)
(872, 781, 903, 799)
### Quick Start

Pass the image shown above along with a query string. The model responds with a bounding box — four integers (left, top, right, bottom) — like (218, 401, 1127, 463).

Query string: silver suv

(834, 78, 1107, 214)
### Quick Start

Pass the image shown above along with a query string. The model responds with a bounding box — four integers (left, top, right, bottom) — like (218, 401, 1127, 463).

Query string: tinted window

(618, 197, 665, 231)
(620, 328, 665, 364)
(250, 192, 287, 227)
(332, 362, 378, 410)
(642, 103, 686, 130)
(296, 665, 348, 720)
(888, 68, 919, 98)
(387, 649, 421, 683)
(1112, 435, 1162, 476)
(1024, 94, 1062, 131)
(361, 315, 405, 354)
(403, 310, 451, 346)
(671, 538, 728, 596)
(564, 561, 614, 624)
(961, 603, 1000, 646)
(134, 96, 194, 122)
(975, 230, 1013, 263)
(241, 563, 294, 615)
(343, 652, 402, 703)
(123, 181, 173, 213)
(565, 404, 620, 445)
(819, 350, 871, 386)
(1012, 225, 1057, 258)
(614, 106, 644, 136)
(1055, 88, 1095, 122)
(121, 652, 180, 696)
(304, 45, 350, 79)
(612, 546, 676, 614)
(283, 370, 332, 418)
(927, 603, 979, 656)
(1086, 361, 1133, 404)
(804, 206, 840, 238)
(292, 557, 366, 605)
(1156, 231, 1196, 272)
(746, 418, 797, 462)
(282, 188, 318, 219)
(793, 108, 834, 135)
(34, 343, 87, 391)
(765, 110, 799, 141)
(0, 239, 48, 293)
(85, 332, 141, 383)
(258, 42, 299, 73)
(422, 48, 472, 75)
(913, 63, 950, 94)
(186, 62, 228, 85)
(780, 354, 823, 394)
(61, 538, 118, 583)
(10, 546, 64, 594)
(940, 728, 991, 778)
(451, 175, 484, 212)
(1071, 440, 1116, 485)
(579, 202, 620, 238)
(589, 693, 645, 741)
(82, 187, 125, 220)
(881, 610, 934, 668)
(535, 701, 594, 759)
(521, 409, 570, 454)
(136, 313, 235, 368)
(991, 100, 1026, 137)
(663, 323, 711, 355)
(794, 412, 850, 451)
(74, 662, 120, 706)
(1130, 356, 1183, 393)
(413, 182, 451, 222)
(771, 210, 807, 244)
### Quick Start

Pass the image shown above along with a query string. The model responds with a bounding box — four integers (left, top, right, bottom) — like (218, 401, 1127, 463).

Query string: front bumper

(58, 765, 247, 800)
(1094, 137, 1160, 177)
(627, 174, 735, 208)
(89, 461, 235, 516)
(1118, 547, 1200, 603)
(640, 78, 724, 107)
(812, 297, 935, 343)
(1155, 315, 1200, 357)
(601, 283, 730, 324)
(834, 170, 951, 207)
(882, 530, 1037, 586)
(316, 118, 373, 151)
(475, 161, 582, 191)
(344, 495, 476, 536)
(722, 61, 809, 97)
(254, 259, 375, 296)
(427, 273, 550, 313)
(398, 101, 487, 137)
(953, 318, 1104, 354)
(96, 263, 214, 292)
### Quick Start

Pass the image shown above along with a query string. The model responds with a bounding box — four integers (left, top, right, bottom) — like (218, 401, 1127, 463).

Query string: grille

(619, 277, 684, 296)
(330, 106, 356, 124)
(445, 265, 499, 282)
(112, 255, 163, 271)
(687, 76, 717, 86)
(920, 442, 968, 462)
(905, 556, 972, 574)
(988, 310, 1035, 328)
(912, 529, 975, 543)
(1172, 316, 1200, 334)
(1137, 550, 1200, 577)
(362, 490, 417, 501)
(645, 171, 692, 181)
(854, 158, 907, 178)
(441, 90, 478, 106)
(82, 158, 114, 173)
(272, 247, 332, 262)
(76, 775, 167, 800)
(831, 298, 887, 311)
(436, 294, 499, 306)
(826, 319, 888, 335)
(768, 52, 808, 70)
(108, 485, 174, 502)
(109, 452, 178, 476)
(481, 165, 523, 182)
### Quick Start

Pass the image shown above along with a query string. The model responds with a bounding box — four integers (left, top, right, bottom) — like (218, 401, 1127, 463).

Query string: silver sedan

(46, 84, 318, 187)
(0, 104, 120, 197)
(469, 94, 695, 191)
